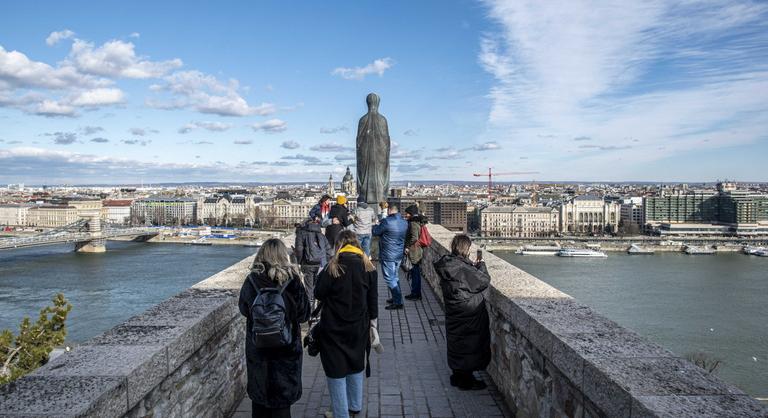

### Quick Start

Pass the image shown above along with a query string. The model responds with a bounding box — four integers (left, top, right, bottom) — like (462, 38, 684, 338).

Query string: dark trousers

(252, 402, 291, 418)
(409, 263, 422, 297)
(300, 264, 321, 309)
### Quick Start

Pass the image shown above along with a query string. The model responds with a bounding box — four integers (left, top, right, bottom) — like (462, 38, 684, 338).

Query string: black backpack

(247, 275, 293, 348)
(302, 232, 325, 265)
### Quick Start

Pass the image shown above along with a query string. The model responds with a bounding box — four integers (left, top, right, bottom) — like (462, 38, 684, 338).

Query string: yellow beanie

(336, 195, 347, 205)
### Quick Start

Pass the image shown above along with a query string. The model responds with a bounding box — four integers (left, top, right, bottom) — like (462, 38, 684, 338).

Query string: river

(496, 250, 768, 400)
(0, 241, 256, 343)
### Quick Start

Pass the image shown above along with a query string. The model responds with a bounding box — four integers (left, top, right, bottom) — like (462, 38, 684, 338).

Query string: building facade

(131, 197, 196, 226)
(27, 205, 79, 228)
(481, 206, 559, 237)
(341, 167, 356, 196)
(643, 192, 719, 225)
(0, 204, 31, 227)
(101, 200, 132, 225)
(560, 195, 621, 234)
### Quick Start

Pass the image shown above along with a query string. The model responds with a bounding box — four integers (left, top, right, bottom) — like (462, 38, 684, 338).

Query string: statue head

(366, 93, 380, 113)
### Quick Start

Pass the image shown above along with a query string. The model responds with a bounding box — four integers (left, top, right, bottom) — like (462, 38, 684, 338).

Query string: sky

(0, 0, 767, 185)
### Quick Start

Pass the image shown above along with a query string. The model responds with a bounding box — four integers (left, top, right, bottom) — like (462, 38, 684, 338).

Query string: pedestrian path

(231, 268, 509, 417)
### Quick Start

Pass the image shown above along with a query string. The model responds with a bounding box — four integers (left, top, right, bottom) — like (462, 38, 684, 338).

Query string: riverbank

(497, 250, 768, 401)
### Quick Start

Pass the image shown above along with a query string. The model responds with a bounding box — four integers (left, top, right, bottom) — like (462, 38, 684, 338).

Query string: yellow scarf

(338, 244, 364, 256)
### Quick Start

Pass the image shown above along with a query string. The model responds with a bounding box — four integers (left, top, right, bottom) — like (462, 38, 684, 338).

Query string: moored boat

(743, 245, 766, 255)
(557, 248, 608, 258)
(190, 238, 213, 246)
(627, 243, 654, 255)
(517, 244, 561, 256)
(684, 245, 715, 255)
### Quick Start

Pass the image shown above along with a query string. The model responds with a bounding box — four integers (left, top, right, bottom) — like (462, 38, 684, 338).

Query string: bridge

(0, 214, 157, 253)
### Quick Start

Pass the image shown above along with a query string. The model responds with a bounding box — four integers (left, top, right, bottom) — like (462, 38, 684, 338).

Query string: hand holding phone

(476, 249, 483, 262)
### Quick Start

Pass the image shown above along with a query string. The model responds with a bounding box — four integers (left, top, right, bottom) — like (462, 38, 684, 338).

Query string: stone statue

(356, 93, 390, 204)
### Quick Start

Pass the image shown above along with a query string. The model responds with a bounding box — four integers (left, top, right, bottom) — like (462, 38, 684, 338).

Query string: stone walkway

(231, 268, 509, 418)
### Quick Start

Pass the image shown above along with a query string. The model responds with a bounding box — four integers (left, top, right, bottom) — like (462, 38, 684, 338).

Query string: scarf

(338, 244, 364, 257)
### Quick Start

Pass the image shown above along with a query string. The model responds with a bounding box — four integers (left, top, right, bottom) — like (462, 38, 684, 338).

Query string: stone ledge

(424, 224, 767, 418)
(0, 253, 256, 418)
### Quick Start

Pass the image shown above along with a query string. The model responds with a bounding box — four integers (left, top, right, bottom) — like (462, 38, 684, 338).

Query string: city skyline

(1, 1, 767, 184)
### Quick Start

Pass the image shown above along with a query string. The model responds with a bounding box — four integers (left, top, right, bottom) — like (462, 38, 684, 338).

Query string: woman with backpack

(315, 230, 378, 418)
(238, 238, 310, 418)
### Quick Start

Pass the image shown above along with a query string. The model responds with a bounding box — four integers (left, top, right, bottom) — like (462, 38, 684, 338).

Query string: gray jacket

(352, 206, 377, 235)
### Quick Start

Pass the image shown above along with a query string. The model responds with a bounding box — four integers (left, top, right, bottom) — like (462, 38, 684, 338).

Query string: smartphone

(476, 249, 483, 261)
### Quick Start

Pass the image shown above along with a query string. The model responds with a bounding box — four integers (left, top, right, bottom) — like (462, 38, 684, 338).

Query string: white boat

(627, 243, 654, 255)
(684, 245, 715, 255)
(557, 248, 608, 258)
(242, 241, 262, 248)
(755, 249, 768, 257)
(190, 238, 212, 246)
(743, 245, 765, 255)
(516, 244, 561, 256)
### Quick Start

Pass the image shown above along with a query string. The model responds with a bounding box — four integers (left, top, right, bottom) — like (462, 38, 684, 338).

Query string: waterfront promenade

(230, 266, 509, 417)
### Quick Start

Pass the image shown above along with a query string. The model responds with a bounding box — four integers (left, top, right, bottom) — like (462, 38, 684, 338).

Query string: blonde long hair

(327, 230, 376, 278)
(252, 238, 300, 284)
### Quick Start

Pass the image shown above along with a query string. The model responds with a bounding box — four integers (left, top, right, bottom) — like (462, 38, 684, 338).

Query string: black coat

(314, 253, 378, 378)
(434, 254, 491, 372)
(238, 263, 310, 408)
(325, 223, 344, 249)
(329, 204, 351, 227)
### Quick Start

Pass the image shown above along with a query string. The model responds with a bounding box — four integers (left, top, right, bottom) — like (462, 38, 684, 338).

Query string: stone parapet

(0, 253, 257, 418)
(419, 224, 766, 418)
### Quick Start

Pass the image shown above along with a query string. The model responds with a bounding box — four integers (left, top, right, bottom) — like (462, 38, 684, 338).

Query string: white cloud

(281, 140, 300, 149)
(471, 141, 501, 151)
(150, 70, 275, 116)
(35, 100, 76, 117)
(320, 126, 349, 134)
(0, 45, 107, 90)
(68, 39, 182, 79)
(178, 120, 232, 134)
(70, 88, 125, 106)
(332, 57, 394, 80)
(478, 0, 768, 176)
(129, 32, 141, 39)
(309, 142, 354, 152)
(46, 30, 75, 46)
(251, 118, 287, 133)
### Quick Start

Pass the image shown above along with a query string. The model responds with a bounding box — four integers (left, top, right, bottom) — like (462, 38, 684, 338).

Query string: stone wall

(0, 253, 256, 418)
(420, 224, 767, 418)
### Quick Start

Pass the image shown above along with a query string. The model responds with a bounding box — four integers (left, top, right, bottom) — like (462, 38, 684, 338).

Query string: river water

(0, 242, 255, 343)
(496, 250, 768, 399)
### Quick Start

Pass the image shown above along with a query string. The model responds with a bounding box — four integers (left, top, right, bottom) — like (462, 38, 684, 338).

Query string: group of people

(238, 196, 493, 417)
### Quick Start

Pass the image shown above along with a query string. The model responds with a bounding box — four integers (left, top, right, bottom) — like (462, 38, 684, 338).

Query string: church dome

(342, 166, 353, 182)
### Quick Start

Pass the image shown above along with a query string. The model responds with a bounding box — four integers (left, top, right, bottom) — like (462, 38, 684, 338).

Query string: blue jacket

(372, 213, 408, 262)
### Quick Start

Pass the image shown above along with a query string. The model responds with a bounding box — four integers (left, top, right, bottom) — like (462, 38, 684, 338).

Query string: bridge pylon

(75, 212, 106, 253)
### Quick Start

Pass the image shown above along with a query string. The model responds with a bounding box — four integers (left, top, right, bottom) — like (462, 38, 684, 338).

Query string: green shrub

(0, 293, 72, 385)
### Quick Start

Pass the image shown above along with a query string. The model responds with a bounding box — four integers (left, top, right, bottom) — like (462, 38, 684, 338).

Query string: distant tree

(0, 294, 72, 385)
(685, 352, 722, 374)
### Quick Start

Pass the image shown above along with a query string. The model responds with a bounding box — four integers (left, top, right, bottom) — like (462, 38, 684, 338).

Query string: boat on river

(743, 245, 766, 255)
(684, 245, 715, 255)
(557, 248, 608, 258)
(516, 244, 561, 256)
(190, 238, 213, 246)
(627, 243, 654, 255)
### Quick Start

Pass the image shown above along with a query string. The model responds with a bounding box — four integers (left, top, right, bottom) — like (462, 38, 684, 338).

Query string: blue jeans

(327, 371, 364, 418)
(357, 234, 371, 256)
(381, 260, 402, 304)
(409, 263, 422, 297)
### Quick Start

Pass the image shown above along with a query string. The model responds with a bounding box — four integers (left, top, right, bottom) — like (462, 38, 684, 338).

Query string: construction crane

(473, 168, 538, 201)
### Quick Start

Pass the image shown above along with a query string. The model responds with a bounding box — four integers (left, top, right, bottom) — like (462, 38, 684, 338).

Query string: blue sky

(0, 0, 767, 184)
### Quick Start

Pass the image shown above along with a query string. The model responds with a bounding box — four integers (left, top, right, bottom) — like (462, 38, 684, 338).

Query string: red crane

(472, 168, 538, 201)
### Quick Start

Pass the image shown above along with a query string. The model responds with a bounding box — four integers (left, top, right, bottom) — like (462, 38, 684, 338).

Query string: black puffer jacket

(433, 254, 491, 372)
(238, 262, 310, 408)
